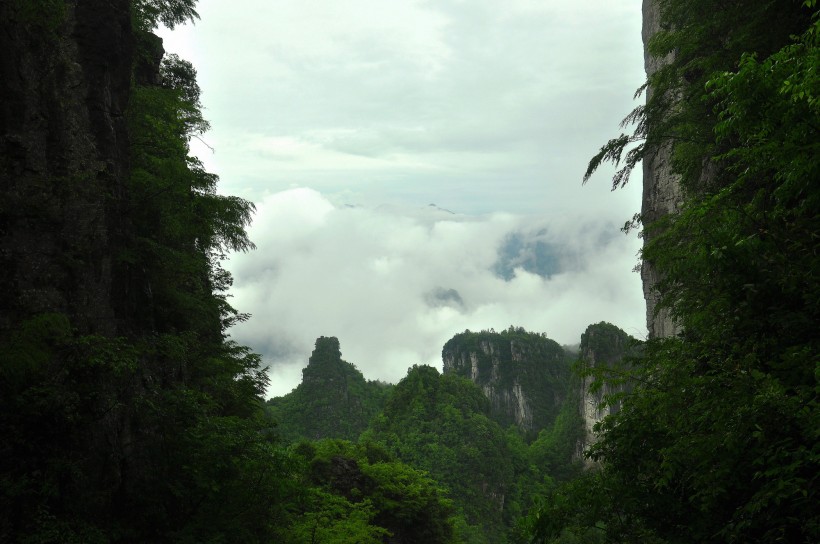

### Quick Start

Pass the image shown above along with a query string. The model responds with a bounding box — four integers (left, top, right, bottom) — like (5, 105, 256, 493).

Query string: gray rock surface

(640, 0, 682, 338)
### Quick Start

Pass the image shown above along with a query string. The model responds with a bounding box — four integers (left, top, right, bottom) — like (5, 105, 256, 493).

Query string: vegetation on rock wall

(1, 2, 289, 541)
(442, 327, 573, 434)
(532, 1, 820, 542)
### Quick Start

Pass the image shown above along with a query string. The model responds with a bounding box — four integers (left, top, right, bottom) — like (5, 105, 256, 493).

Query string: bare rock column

(640, 0, 682, 339)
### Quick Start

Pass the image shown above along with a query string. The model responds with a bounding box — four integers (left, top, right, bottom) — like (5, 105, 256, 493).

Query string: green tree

(289, 439, 461, 544)
(285, 491, 388, 544)
(585, 0, 813, 192)
(133, 0, 199, 31)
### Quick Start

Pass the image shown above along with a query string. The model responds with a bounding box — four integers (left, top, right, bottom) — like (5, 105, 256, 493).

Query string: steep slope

(268, 337, 391, 441)
(441, 327, 572, 434)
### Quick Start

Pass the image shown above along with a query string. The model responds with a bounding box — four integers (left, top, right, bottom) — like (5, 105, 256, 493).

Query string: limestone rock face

(442, 329, 571, 433)
(641, 0, 682, 339)
(575, 322, 635, 462)
(0, 1, 132, 335)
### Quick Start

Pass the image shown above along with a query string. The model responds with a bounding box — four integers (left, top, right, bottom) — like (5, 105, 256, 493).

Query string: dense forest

(1, 0, 817, 543)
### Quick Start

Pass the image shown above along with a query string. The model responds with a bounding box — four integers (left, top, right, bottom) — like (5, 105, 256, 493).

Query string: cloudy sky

(158, 0, 648, 397)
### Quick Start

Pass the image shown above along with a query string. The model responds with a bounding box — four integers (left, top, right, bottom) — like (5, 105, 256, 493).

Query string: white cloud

(158, 0, 645, 211)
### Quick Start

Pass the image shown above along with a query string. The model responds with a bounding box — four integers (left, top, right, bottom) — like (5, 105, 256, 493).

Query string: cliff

(0, 5, 285, 539)
(0, 1, 133, 336)
(441, 327, 571, 433)
(640, 0, 682, 339)
(0, 4, 139, 535)
(267, 337, 391, 441)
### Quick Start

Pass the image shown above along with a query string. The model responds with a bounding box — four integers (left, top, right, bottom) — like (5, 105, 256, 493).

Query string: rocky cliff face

(0, 1, 133, 335)
(641, 0, 682, 339)
(442, 329, 571, 433)
(575, 322, 635, 460)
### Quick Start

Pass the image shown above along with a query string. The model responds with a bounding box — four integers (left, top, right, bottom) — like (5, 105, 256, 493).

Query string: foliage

(287, 491, 388, 544)
(0, 315, 133, 541)
(158, 53, 211, 135)
(533, 2, 820, 543)
(528, 390, 585, 483)
(289, 439, 461, 544)
(584, 0, 813, 192)
(132, 0, 200, 31)
(526, 472, 612, 544)
(364, 365, 529, 543)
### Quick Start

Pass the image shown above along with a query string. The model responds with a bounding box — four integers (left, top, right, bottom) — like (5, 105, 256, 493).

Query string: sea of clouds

(225, 188, 646, 397)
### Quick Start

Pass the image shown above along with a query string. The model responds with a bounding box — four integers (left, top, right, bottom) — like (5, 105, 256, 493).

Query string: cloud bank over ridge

(226, 188, 645, 397)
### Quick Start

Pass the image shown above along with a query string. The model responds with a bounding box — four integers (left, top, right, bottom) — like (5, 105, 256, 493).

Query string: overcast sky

(158, 0, 648, 397)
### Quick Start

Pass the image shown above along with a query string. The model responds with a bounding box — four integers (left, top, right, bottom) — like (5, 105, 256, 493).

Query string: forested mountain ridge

(268, 325, 635, 542)
(267, 336, 391, 441)
(363, 364, 517, 542)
